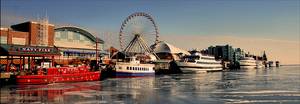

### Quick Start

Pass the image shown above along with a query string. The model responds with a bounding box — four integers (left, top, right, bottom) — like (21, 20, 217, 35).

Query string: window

(84, 37, 90, 41)
(60, 31, 68, 39)
(55, 32, 61, 41)
(0, 36, 7, 44)
(55, 31, 60, 37)
(73, 32, 80, 40)
(12, 37, 25, 45)
(68, 39, 73, 42)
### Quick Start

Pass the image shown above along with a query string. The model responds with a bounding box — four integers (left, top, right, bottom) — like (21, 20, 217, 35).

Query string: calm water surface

(1, 66, 300, 104)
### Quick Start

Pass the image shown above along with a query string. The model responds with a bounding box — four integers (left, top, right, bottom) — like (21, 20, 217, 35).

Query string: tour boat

(113, 57, 155, 78)
(16, 66, 100, 85)
(239, 57, 256, 69)
(176, 52, 223, 73)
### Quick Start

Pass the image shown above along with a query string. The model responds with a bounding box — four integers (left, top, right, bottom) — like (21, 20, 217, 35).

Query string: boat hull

(114, 61, 155, 78)
(176, 62, 223, 73)
(239, 57, 257, 69)
(16, 72, 100, 85)
(114, 71, 155, 78)
(179, 67, 223, 73)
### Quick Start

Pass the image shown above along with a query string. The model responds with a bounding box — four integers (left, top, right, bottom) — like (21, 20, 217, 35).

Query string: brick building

(1, 21, 54, 46)
(0, 20, 60, 71)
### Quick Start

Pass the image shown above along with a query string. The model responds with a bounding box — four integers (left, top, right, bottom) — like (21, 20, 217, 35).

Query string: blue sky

(1, 0, 299, 41)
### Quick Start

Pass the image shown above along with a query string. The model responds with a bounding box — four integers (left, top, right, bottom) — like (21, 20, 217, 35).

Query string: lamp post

(96, 37, 98, 67)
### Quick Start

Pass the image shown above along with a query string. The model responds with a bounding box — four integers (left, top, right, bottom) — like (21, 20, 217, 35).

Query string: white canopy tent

(152, 41, 190, 60)
(152, 41, 190, 55)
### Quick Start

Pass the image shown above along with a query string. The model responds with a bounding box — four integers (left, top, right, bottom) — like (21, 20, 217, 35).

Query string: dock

(153, 60, 181, 74)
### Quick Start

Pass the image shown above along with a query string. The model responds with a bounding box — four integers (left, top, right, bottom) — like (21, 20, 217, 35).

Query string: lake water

(1, 66, 300, 104)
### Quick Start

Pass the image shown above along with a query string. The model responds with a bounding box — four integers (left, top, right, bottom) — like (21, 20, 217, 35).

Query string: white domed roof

(152, 41, 190, 55)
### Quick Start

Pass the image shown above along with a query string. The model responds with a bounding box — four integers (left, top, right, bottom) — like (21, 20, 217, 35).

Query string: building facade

(207, 45, 234, 62)
(0, 21, 104, 71)
(54, 26, 104, 65)
(0, 21, 54, 46)
(0, 20, 60, 71)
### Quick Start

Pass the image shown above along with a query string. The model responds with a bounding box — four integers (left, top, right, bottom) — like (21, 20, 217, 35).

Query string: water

(1, 66, 300, 104)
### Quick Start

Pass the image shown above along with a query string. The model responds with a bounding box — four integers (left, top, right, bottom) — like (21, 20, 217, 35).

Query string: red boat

(16, 66, 101, 85)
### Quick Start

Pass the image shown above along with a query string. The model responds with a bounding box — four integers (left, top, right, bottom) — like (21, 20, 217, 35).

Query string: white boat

(114, 57, 155, 77)
(176, 52, 223, 73)
(239, 57, 256, 69)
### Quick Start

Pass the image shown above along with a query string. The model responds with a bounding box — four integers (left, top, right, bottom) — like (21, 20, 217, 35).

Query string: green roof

(55, 26, 104, 44)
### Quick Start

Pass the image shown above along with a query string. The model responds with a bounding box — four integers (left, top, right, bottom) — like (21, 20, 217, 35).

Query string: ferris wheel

(119, 12, 159, 56)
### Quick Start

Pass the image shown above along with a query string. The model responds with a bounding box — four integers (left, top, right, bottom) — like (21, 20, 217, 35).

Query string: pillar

(19, 56, 22, 71)
(51, 56, 54, 67)
(6, 55, 9, 72)
(32, 57, 35, 70)
(27, 56, 30, 70)
(22, 56, 25, 71)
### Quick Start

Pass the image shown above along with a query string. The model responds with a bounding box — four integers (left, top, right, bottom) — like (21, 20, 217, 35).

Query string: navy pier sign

(19, 47, 51, 52)
(0, 44, 60, 56)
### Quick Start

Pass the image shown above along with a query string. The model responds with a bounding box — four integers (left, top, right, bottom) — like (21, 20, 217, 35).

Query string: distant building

(204, 44, 268, 69)
(262, 51, 268, 61)
(234, 48, 245, 62)
(207, 44, 234, 62)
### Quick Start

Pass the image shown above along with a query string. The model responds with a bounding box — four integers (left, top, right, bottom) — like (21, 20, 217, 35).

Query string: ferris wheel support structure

(119, 12, 160, 59)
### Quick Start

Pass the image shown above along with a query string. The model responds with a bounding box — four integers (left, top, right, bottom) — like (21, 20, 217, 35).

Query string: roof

(55, 26, 104, 44)
(152, 41, 190, 55)
(11, 21, 55, 32)
(0, 44, 61, 56)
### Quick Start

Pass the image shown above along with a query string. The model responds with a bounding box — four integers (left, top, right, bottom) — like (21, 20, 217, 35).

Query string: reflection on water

(1, 66, 300, 104)
(1, 82, 102, 103)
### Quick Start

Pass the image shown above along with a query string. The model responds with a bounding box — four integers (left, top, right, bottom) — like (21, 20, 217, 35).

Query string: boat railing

(47, 66, 90, 75)
(18, 66, 92, 76)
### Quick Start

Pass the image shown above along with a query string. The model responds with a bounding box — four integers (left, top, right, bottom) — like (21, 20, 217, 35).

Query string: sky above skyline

(1, 0, 300, 64)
